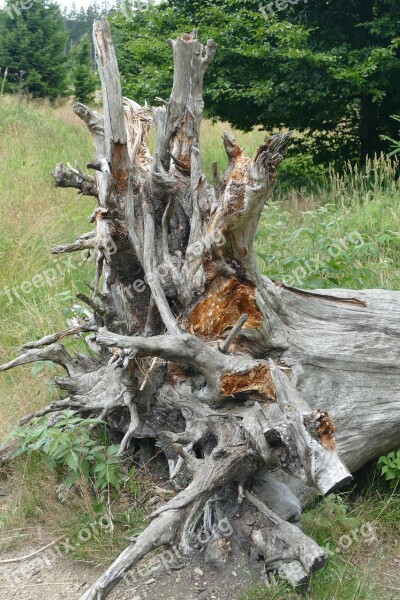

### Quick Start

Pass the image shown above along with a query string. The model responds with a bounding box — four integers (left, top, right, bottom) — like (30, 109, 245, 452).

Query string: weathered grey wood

(275, 283, 400, 471)
(52, 162, 98, 197)
(250, 477, 301, 523)
(20, 323, 97, 350)
(80, 509, 182, 600)
(51, 231, 95, 255)
(269, 361, 352, 495)
(93, 19, 127, 159)
(0, 344, 79, 375)
(246, 490, 327, 583)
(219, 314, 248, 353)
(142, 203, 181, 335)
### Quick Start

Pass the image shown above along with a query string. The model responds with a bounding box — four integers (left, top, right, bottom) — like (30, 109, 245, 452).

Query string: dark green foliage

(111, 0, 400, 165)
(0, 0, 68, 100)
(70, 34, 98, 103)
(110, 2, 181, 105)
(276, 154, 326, 191)
(0, 1, 105, 100)
(63, 2, 105, 54)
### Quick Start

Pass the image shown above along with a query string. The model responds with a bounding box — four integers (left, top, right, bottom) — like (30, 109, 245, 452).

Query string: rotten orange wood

(187, 277, 264, 338)
(315, 411, 337, 451)
(219, 364, 275, 400)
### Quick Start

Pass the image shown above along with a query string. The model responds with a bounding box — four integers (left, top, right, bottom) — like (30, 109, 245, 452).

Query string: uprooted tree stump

(1, 18, 400, 599)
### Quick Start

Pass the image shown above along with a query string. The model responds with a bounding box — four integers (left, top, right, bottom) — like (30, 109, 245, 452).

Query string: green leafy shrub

(378, 450, 400, 488)
(256, 204, 378, 289)
(4, 410, 125, 492)
(276, 154, 326, 191)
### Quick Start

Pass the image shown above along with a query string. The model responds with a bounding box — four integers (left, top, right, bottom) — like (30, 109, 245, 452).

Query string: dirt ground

(1, 524, 400, 599)
(0, 540, 255, 600)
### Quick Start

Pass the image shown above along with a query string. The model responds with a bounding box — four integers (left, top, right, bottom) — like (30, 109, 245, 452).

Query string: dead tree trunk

(1, 19, 400, 599)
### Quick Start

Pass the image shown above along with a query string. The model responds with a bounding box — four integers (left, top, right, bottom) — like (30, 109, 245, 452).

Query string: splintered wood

(315, 411, 337, 451)
(219, 364, 276, 400)
(187, 277, 264, 338)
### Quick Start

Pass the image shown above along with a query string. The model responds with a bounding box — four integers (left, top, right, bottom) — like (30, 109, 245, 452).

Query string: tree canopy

(111, 0, 400, 164)
(1, 0, 399, 163)
(0, 0, 104, 101)
(63, 1, 105, 53)
(0, 0, 68, 99)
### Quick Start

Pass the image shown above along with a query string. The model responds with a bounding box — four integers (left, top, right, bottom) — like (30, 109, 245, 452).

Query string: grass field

(0, 97, 93, 436)
(0, 96, 399, 599)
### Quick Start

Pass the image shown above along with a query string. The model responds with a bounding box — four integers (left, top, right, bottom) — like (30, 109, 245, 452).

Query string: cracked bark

(1, 18, 400, 599)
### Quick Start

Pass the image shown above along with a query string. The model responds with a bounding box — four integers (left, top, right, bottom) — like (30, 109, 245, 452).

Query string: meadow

(0, 96, 399, 599)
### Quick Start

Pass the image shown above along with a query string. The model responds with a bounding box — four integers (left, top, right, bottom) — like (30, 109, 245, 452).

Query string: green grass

(0, 452, 147, 566)
(0, 96, 94, 434)
(256, 155, 400, 291)
(0, 96, 399, 595)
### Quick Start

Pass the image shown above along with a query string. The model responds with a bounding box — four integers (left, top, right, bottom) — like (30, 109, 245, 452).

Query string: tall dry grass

(0, 97, 93, 433)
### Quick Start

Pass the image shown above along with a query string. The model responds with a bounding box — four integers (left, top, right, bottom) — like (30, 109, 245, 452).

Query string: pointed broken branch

(51, 232, 95, 255)
(219, 314, 248, 354)
(0, 344, 79, 376)
(52, 163, 98, 197)
(21, 322, 97, 350)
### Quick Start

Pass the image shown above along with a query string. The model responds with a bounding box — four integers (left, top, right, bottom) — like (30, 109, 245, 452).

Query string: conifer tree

(70, 34, 98, 104)
(0, 0, 67, 100)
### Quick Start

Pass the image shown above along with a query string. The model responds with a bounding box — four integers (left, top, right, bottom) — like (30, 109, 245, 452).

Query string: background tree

(0, 0, 67, 100)
(63, 2, 104, 54)
(70, 34, 98, 104)
(111, 0, 400, 165)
